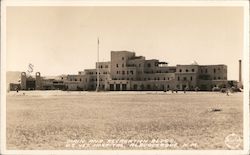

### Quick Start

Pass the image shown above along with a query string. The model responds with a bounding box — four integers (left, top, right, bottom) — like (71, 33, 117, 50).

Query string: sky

(6, 6, 243, 80)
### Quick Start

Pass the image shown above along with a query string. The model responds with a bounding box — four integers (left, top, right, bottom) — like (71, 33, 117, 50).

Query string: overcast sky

(6, 6, 243, 80)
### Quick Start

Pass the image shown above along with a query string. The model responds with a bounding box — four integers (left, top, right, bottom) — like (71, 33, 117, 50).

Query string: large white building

(17, 50, 236, 91)
(60, 51, 229, 91)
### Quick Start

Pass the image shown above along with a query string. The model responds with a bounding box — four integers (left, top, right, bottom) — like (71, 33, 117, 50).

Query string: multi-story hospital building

(18, 51, 233, 91)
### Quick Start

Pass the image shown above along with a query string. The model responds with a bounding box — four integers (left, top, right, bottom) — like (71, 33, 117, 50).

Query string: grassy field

(6, 91, 243, 150)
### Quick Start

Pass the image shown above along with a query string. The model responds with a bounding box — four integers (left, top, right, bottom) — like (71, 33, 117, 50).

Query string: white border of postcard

(1, 0, 249, 155)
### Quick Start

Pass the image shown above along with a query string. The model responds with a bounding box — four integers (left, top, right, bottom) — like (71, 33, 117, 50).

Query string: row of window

(117, 63, 159, 68)
(69, 76, 227, 82)
(70, 76, 174, 82)
(116, 63, 127, 68)
(117, 63, 146, 68)
(98, 65, 109, 69)
(143, 77, 172, 81)
(179, 69, 195, 73)
(112, 77, 173, 81)
(116, 70, 134, 75)
(144, 70, 169, 74)
(69, 78, 109, 82)
(87, 72, 109, 75)
(178, 68, 224, 73)
(132, 84, 170, 90)
(200, 68, 222, 74)
(177, 76, 226, 81)
(177, 76, 193, 81)
(113, 78, 134, 80)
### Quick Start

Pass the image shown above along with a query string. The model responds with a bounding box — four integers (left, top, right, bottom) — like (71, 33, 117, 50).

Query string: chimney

(239, 59, 242, 83)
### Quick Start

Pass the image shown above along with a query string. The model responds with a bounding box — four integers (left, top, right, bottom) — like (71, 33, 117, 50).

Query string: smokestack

(239, 59, 242, 83)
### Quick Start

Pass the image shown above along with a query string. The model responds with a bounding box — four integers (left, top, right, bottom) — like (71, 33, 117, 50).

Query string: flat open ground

(6, 91, 243, 150)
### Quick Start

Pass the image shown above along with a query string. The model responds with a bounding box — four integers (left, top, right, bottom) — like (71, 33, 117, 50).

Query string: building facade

(17, 51, 233, 91)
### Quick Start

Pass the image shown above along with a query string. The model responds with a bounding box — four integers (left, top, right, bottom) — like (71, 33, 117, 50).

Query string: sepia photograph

(1, 0, 249, 155)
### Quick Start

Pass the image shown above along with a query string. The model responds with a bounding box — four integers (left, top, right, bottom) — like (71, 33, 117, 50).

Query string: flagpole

(96, 37, 100, 91)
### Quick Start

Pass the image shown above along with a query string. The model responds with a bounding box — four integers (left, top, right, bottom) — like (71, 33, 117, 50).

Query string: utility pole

(96, 37, 100, 92)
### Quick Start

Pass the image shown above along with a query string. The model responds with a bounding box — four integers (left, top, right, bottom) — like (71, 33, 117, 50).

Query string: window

(100, 65, 103, 68)
(164, 77, 166, 80)
(186, 69, 189, 72)
(122, 57, 124, 60)
(122, 71, 125, 75)
(116, 64, 119, 68)
(183, 77, 187, 81)
(139, 64, 141, 67)
(214, 68, 216, 73)
(80, 78, 82, 81)
(179, 69, 182, 72)
(148, 63, 151, 67)
(178, 77, 180, 81)
(192, 69, 195, 72)
(218, 77, 221, 80)
(117, 71, 119, 74)
(130, 71, 134, 75)
(122, 64, 124, 67)
(205, 69, 208, 73)
(190, 76, 193, 81)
